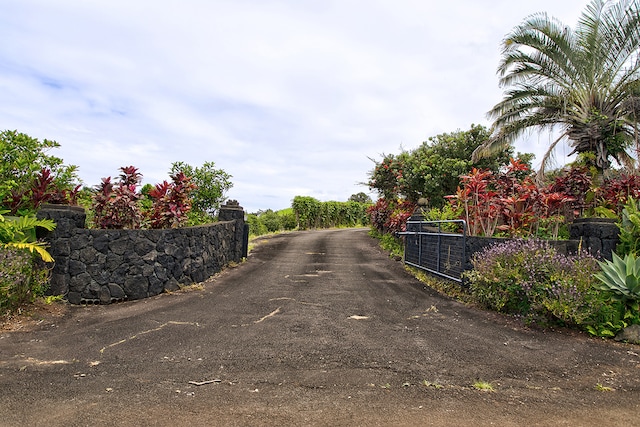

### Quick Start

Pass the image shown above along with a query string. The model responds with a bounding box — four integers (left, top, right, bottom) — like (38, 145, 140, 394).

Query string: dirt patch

(1, 300, 69, 332)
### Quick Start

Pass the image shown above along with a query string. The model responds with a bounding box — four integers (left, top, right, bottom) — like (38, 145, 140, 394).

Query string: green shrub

(617, 197, 640, 256)
(0, 209, 55, 314)
(246, 209, 299, 237)
(0, 211, 56, 262)
(292, 196, 321, 229)
(279, 210, 297, 230)
(246, 214, 267, 236)
(293, 196, 370, 229)
(369, 229, 404, 258)
(260, 210, 282, 233)
(583, 298, 636, 338)
(186, 210, 216, 226)
(0, 246, 49, 314)
(0, 130, 80, 215)
(170, 161, 233, 219)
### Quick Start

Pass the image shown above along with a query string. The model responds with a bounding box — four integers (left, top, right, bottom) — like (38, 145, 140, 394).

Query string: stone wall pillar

(569, 218, 619, 260)
(218, 200, 248, 260)
(36, 204, 87, 297)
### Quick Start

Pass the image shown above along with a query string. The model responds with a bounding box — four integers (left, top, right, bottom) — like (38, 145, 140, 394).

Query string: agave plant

(594, 252, 640, 309)
(0, 210, 56, 262)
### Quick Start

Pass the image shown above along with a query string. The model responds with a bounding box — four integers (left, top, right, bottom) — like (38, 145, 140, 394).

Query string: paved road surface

(1, 229, 639, 426)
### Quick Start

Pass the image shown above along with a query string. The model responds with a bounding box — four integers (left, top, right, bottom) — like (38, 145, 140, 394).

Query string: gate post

(218, 200, 248, 260)
(36, 204, 87, 297)
(569, 218, 619, 260)
(404, 212, 423, 265)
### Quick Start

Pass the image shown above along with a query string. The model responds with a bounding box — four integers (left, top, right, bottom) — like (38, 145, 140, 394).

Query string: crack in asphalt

(99, 321, 201, 354)
(254, 307, 282, 324)
(268, 297, 325, 307)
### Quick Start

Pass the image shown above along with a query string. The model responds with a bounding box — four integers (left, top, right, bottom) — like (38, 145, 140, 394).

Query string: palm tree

(473, 0, 640, 178)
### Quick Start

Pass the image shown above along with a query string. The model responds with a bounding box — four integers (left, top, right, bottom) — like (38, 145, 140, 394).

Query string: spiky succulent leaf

(595, 252, 640, 303)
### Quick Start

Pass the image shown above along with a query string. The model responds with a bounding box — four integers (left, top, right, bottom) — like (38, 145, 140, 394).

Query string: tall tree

(348, 192, 372, 204)
(369, 124, 514, 208)
(473, 0, 640, 176)
(170, 161, 233, 220)
(0, 130, 80, 214)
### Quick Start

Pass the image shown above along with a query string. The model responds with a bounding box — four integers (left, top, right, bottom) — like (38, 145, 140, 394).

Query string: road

(1, 228, 639, 426)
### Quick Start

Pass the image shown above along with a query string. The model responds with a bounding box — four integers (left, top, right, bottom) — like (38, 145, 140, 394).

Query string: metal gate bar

(398, 219, 466, 283)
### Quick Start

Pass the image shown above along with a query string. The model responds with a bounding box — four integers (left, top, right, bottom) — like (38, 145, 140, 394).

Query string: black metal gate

(399, 219, 467, 283)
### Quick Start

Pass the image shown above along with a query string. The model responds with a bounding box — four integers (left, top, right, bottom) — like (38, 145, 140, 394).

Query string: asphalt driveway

(1, 228, 639, 426)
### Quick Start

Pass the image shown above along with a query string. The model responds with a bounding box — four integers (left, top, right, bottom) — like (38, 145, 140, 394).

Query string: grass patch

(594, 383, 614, 392)
(409, 266, 472, 302)
(247, 233, 279, 254)
(422, 380, 444, 389)
(368, 229, 403, 259)
(472, 380, 495, 392)
(43, 295, 65, 304)
(176, 283, 205, 292)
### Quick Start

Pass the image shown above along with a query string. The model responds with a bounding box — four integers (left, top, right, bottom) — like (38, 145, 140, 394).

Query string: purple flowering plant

(465, 239, 605, 327)
(0, 246, 49, 314)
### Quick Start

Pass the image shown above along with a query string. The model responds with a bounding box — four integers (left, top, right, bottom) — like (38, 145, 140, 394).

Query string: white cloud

(0, 0, 588, 212)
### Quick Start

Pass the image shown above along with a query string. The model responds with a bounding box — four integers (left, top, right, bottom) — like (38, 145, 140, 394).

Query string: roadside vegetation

(0, 129, 233, 315)
(247, 208, 297, 237)
(372, 182, 640, 338)
(368, 0, 640, 340)
(89, 160, 232, 229)
(0, 130, 76, 315)
(247, 193, 372, 238)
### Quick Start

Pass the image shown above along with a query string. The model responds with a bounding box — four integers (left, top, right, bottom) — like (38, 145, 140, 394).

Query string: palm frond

(471, 135, 510, 163)
(537, 131, 569, 182)
(498, 13, 578, 91)
(4, 242, 54, 263)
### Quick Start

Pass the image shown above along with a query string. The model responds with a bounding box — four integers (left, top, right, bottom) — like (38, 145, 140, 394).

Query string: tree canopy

(0, 129, 80, 214)
(369, 124, 514, 208)
(170, 161, 233, 219)
(348, 192, 372, 204)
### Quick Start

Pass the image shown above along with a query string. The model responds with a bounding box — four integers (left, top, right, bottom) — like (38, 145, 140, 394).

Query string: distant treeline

(247, 196, 371, 236)
(291, 196, 370, 230)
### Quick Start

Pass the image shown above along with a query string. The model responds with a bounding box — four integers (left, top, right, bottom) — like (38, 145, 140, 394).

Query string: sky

(0, 0, 589, 213)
